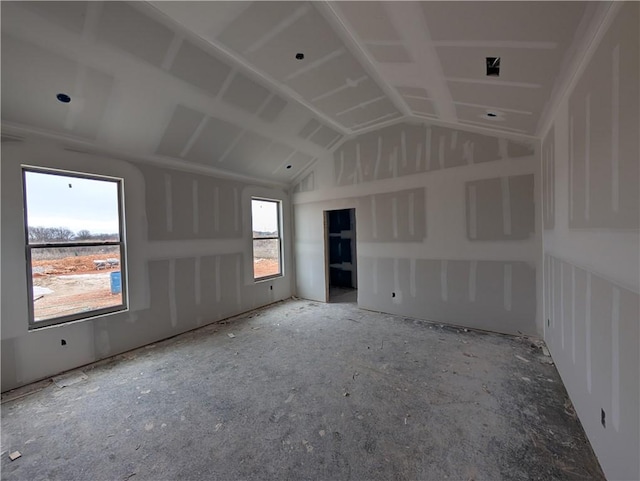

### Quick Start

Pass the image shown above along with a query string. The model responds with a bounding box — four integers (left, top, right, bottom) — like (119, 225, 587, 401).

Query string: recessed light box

(486, 57, 500, 77)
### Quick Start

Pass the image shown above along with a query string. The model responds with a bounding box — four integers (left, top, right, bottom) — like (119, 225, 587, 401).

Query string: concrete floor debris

(0, 298, 604, 480)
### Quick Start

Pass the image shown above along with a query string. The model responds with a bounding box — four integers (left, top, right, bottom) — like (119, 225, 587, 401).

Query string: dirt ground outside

(32, 254, 122, 321)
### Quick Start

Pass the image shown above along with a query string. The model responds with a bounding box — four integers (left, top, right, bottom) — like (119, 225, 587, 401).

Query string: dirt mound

(33, 254, 121, 276)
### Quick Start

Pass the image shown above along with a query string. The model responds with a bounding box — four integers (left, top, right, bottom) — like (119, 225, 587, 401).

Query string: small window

(22, 168, 127, 328)
(251, 198, 282, 280)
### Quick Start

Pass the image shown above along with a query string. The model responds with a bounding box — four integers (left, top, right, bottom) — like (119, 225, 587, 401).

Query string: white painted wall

(294, 122, 543, 336)
(1, 136, 293, 392)
(541, 3, 639, 480)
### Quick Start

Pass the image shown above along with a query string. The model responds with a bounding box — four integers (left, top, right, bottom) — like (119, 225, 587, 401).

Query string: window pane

(25, 171, 121, 244)
(31, 245, 123, 322)
(253, 239, 281, 278)
(252, 199, 279, 238)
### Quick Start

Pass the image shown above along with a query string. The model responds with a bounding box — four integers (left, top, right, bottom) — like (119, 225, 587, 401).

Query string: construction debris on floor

(0, 298, 604, 480)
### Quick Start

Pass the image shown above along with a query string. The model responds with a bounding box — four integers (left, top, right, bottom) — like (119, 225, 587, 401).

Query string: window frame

(251, 197, 283, 282)
(22, 166, 128, 329)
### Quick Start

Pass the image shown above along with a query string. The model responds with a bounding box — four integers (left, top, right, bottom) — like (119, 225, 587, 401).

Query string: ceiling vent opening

(486, 57, 500, 77)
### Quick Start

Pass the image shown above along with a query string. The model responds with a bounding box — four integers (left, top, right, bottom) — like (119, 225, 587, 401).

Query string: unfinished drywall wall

(1, 137, 293, 392)
(293, 120, 541, 336)
(542, 3, 639, 480)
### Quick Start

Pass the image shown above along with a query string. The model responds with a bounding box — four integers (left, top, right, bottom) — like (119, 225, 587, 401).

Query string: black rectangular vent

(486, 57, 500, 76)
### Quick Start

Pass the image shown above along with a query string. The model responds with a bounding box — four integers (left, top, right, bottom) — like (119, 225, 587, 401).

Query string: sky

(25, 171, 280, 235)
(251, 199, 279, 233)
(25, 171, 120, 234)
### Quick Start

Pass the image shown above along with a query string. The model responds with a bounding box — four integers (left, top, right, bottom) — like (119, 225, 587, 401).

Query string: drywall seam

(469, 260, 477, 302)
(585, 272, 592, 393)
(440, 260, 448, 302)
(501, 177, 512, 236)
(168, 259, 177, 327)
(192, 180, 199, 234)
(215, 256, 221, 302)
(164, 173, 173, 232)
(504, 263, 512, 311)
(468, 185, 477, 239)
(584, 94, 591, 221)
(213, 186, 220, 232)
(194, 256, 201, 306)
(569, 115, 574, 222)
(408, 192, 415, 236)
(571, 266, 576, 364)
(611, 286, 620, 431)
(611, 44, 620, 213)
(410, 259, 416, 297)
(560, 262, 565, 349)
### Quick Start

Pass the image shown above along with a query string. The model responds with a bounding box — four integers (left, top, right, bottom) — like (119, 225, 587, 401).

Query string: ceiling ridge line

(314, 1, 412, 119)
(142, 2, 351, 137)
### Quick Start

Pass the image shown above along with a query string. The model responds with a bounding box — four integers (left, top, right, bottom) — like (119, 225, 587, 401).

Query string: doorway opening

(325, 208, 357, 303)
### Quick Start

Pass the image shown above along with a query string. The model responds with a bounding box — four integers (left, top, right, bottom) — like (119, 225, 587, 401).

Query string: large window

(22, 168, 127, 328)
(251, 198, 282, 280)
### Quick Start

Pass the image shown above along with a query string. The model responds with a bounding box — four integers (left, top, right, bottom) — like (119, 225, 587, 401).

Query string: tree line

(28, 226, 118, 243)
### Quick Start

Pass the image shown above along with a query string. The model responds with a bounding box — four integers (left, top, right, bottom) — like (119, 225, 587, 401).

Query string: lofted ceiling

(1, 1, 608, 184)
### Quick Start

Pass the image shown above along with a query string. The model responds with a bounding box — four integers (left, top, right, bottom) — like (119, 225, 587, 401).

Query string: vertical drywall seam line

(450, 131, 458, 150)
(355, 142, 363, 184)
(233, 188, 240, 233)
(440, 260, 448, 302)
(374, 136, 382, 180)
(400, 131, 408, 167)
(393, 258, 400, 303)
(584, 93, 591, 221)
(392, 197, 398, 239)
(560, 262, 565, 349)
(235, 255, 242, 310)
(569, 115, 574, 223)
(410, 259, 417, 297)
(408, 192, 415, 236)
(586, 272, 592, 393)
(371, 196, 378, 239)
(373, 258, 378, 295)
(571, 266, 576, 364)
(468, 185, 477, 239)
(390, 147, 398, 177)
(168, 259, 177, 327)
(425, 126, 432, 170)
(504, 263, 512, 312)
(215, 256, 221, 303)
(164, 173, 173, 233)
(192, 180, 199, 234)
(501, 177, 512, 236)
(611, 44, 620, 213)
(195, 256, 201, 326)
(213, 186, 220, 232)
(416, 141, 423, 171)
(337, 150, 344, 185)
(469, 261, 477, 302)
(438, 135, 445, 169)
(611, 286, 621, 431)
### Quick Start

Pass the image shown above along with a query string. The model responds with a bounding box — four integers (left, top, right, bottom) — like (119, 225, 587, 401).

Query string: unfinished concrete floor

(1, 297, 603, 481)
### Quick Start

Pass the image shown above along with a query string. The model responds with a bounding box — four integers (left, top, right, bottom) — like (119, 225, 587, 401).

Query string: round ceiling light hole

(56, 93, 71, 103)
(486, 112, 497, 117)
(286, 165, 292, 169)
(295, 53, 304, 60)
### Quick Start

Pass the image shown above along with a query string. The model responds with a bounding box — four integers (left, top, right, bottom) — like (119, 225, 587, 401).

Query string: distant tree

(28, 226, 74, 243)
(75, 230, 93, 240)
